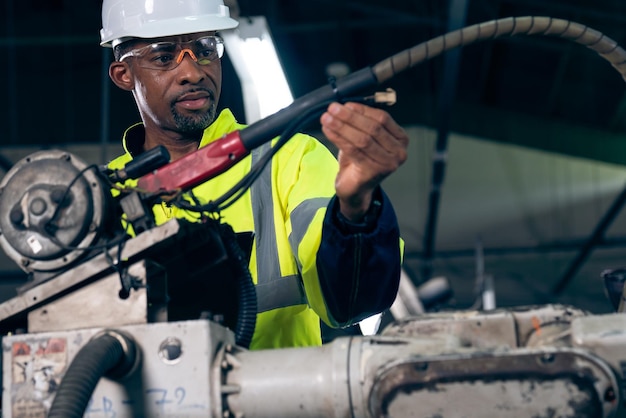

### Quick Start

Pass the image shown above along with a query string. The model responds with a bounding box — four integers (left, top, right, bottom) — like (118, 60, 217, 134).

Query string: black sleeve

(316, 187, 402, 327)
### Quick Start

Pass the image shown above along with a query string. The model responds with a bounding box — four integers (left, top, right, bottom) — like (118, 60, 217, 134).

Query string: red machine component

(136, 130, 248, 194)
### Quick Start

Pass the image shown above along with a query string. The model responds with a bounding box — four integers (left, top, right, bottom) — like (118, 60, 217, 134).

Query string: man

(102, 0, 409, 350)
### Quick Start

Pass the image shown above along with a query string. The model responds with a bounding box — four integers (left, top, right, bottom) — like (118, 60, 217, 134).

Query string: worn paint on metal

(9, 337, 67, 417)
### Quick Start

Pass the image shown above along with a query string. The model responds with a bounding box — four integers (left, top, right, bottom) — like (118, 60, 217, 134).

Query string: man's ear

(109, 61, 134, 91)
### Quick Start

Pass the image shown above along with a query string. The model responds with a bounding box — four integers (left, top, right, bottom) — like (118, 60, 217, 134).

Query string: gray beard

(171, 103, 217, 135)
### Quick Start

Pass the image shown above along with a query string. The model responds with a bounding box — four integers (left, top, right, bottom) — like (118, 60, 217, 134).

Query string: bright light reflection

(359, 313, 382, 336)
(222, 18, 293, 123)
(238, 37, 293, 119)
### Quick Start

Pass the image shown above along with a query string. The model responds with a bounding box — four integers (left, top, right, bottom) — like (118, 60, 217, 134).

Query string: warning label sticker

(10, 337, 68, 418)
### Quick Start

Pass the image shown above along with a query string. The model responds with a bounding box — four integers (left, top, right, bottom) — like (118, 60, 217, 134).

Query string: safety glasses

(119, 35, 225, 71)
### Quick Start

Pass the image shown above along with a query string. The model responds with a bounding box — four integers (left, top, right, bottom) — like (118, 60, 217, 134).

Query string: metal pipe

(6, 0, 18, 145)
(552, 182, 626, 295)
(421, 0, 470, 280)
(0, 35, 95, 47)
(403, 236, 626, 259)
(100, 47, 112, 164)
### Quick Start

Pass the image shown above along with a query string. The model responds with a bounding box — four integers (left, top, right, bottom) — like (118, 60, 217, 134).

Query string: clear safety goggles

(119, 35, 225, 71)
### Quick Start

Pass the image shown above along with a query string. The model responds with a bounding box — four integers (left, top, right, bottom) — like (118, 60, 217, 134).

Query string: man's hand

(320, 101, 409, 222)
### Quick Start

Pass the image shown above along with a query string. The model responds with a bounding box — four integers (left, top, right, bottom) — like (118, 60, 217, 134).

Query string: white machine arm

(3, 303, 625, 417)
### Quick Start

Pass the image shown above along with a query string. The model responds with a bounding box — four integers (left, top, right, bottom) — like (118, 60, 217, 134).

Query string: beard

(171, 101, 217, 136)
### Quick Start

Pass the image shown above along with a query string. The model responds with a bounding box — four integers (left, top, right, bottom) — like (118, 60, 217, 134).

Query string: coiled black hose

(220, 223, 257, 349)
(48, 330, 137, 418)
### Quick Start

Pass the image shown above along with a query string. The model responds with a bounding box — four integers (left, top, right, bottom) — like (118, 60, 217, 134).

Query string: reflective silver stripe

(288, 197, 330, 269)
(256, 275, 306, 313)
(251, 144, 307, 312)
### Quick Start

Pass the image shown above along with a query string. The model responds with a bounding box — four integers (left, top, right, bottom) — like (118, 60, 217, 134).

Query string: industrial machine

(1, 16, 626, 417)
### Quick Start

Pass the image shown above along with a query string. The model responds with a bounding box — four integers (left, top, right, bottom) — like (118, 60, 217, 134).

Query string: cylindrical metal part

(221, 310, 620, 418)
(222, 336, 444, 418)
(224, 339, 353, 417)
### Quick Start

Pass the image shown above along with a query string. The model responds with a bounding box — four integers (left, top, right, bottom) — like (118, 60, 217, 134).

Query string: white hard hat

(100, 0, 239, 48)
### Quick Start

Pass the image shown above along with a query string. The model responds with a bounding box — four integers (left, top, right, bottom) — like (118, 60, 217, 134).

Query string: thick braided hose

(373, 16, 626, 84)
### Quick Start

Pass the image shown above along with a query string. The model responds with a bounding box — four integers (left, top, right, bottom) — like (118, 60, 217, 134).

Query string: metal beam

(403, 236, 626, 260)
(0, 35, 96, 47)
(542, 43, 574, 116)
(609, 90, 626, 131)
(274, 18, 443, 34)
(6, 0, 17, 145)
(501, 0, 626, 26)
(474, 27, 496, 103)
(421, 0, 470, 281)
(551, 183, 626, 295)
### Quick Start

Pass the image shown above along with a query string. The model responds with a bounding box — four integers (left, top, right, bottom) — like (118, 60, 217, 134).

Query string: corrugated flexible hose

(47, 330, 137, 418)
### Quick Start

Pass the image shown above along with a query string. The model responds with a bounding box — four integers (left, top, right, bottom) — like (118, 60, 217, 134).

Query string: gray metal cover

(2, 319, 235, 417)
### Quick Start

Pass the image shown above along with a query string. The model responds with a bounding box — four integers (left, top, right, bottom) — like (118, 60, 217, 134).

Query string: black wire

(173, 99, 336, 214)
(40, 164, 135, 255)
(43, 94, 375, 254)
(46, 164, 101, 232)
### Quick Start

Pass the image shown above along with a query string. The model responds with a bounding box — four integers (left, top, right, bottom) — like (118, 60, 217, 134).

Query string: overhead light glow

(222, 16, 293, 124)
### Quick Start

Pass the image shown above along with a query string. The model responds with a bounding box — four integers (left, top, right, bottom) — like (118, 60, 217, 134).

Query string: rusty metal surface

(26, 260, 169, 333)
(369, 348, 617, 418)
(381, 304, 588, 350)
(0, 220, 181, 326)
(2, 319, 235, 418)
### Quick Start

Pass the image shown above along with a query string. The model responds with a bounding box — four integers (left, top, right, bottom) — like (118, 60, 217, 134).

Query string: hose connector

(92, 329, 140, 380)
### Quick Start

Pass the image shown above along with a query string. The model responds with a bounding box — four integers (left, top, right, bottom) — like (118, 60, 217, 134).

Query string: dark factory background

(2, 0, 626, 317)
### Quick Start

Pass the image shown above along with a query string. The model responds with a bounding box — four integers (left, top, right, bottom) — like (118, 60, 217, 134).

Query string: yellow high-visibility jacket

(108, 109, 402, 350)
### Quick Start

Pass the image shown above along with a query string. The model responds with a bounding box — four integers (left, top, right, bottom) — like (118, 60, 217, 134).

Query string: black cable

(46, 164, 100, 232)
(173, 99, 335, 214)
(169, 17, 626, 222)
(40, 164, 132, 255)
(171, 92, 382, 215)
(219, 222, 257, 348)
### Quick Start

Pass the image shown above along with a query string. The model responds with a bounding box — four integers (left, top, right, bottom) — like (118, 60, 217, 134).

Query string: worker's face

(109, 31, 223, 136)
